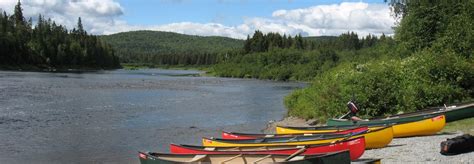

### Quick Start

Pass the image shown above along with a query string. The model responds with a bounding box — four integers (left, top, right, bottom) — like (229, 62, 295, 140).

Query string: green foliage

(286, 51, 473, 121)
(100, 30, 243, 65)
(212, 31, 391, 81)
(285, 1, 474, 121)
(0, 4, 120, 69)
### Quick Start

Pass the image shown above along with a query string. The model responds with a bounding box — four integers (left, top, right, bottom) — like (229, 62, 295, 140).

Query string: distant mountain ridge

(100, 30, 244, 63)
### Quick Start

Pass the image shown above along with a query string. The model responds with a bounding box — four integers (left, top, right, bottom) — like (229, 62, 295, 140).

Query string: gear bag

(440, 134, 474, 155)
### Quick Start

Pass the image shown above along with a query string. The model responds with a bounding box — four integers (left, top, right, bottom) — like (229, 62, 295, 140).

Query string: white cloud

(0, 0, 124, 34)
(0, 1, 395, 39)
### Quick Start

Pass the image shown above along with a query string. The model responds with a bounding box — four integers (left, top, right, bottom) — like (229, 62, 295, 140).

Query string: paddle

(283, 146, 307, 161)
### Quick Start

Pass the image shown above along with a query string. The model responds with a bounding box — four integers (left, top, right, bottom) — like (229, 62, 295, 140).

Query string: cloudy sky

(0, 0, 395, 39)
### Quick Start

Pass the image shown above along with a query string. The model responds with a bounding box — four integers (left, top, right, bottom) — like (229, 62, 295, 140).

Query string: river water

(0, 69, 304, 163)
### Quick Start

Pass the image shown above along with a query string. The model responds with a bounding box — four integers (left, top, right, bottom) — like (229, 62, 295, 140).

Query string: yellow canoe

(392, 115, 445, 137)
(276, 126, 384, 135)
(202, 126, 393, 149)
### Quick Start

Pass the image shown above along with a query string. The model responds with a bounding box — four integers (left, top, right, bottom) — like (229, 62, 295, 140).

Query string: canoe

(276, 125, 384, 135)
(276, 125, 393, 149)
(369, 102, 474, 123)
(139, 150, 351, 164)
(170, 136, 365, 160)
(391, 114, 445, 137)
(327, 112, 443, 126)
(328, 114, 446, 137)
(204, 126, 392, 149)
(222, 126, 368, 140)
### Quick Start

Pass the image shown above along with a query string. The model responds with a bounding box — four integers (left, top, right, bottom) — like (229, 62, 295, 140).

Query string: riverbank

(263, 117, 474, 163)
(0, 64, 121, 73)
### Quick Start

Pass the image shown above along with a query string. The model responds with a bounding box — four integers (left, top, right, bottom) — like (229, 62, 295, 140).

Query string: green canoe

(326, 113, 443, 126)
(371, 102, 474, 123)
(138, 150, 351, 164)
(327, 102, 474, 126)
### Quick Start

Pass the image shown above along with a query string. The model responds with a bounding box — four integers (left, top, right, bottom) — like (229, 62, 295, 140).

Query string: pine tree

(13, 0, 25, 27)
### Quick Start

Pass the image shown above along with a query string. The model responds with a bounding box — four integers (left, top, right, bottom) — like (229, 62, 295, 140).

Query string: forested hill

(0, 1, 121, 70)
(100, 31, 244, 64)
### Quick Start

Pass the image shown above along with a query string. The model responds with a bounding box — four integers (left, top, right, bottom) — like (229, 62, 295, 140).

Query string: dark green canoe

(327, 102, 474, 126)
(327, 113, 443, 126)
(138, 150, 351, 164)
(370, 102, 474, 123)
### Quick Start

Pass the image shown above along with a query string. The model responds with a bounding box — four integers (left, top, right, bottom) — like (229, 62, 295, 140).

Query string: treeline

(100, 30, 243, 65)
(213, 30, 394, 81)
(243, 30, 389, 53)
(0, 1, 120, 70)
(284, 1, 474, 121)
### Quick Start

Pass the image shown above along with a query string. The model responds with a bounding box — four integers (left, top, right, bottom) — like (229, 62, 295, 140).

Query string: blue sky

(0, 0, 394, 39)
(117, 0, 386, 26)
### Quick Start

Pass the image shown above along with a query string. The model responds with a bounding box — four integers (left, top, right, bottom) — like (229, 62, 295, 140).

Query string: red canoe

(222, 126, 368, 140)
(170, 136, 365, 160)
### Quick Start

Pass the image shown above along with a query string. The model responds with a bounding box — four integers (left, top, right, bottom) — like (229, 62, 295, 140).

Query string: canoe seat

(188, 155, 207, 162)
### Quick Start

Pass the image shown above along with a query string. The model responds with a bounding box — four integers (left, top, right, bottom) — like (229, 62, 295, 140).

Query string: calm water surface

(0, 69, 304, 163)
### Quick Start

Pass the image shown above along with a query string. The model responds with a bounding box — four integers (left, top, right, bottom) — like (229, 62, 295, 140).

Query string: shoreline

(264, 116, 474, 163)
(0, 65, 120, 73)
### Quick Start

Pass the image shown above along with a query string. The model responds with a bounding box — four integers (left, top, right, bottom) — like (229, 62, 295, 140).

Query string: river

(0, 69, 304, 163)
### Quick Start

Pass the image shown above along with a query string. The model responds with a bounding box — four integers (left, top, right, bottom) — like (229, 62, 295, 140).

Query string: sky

(0, 0, 395, 39)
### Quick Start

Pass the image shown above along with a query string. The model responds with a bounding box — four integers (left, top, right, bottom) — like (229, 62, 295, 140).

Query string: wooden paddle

(283, 146, 307, 161)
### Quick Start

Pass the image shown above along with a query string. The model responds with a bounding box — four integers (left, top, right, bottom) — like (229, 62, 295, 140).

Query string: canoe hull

(443, 104, 474, 122)
(223, 126, 368, 140)
(275, 126, 393, 149)
(171, 136, 365, 160)
(206, 126, 392, 149)
(392, 115, 445, 137)
(139, 151, 351, 164)
(327, 115, 446, 138)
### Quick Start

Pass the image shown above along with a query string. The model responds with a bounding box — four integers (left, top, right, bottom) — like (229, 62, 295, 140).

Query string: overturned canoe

(139, 150, 351, 164)
(204, 126, 392, 149)
(328, 114, 446, 137)
(171, 136, 365, 160)
(222, 126, 368, 140)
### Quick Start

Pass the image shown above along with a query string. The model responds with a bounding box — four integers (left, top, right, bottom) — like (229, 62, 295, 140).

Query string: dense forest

(284, 1, 474, 121)
(213, 31, 394, 81)
(100, 31, 243, 65)
(0, 1, 120, 70)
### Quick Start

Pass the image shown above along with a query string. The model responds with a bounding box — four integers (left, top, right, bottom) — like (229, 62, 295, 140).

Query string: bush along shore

(280, 1, 474, 121)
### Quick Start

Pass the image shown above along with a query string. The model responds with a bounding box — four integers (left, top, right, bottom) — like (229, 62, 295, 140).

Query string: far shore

(0, 64, 120, 73)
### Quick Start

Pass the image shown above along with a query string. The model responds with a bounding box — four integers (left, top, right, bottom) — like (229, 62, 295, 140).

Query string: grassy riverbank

(443, 118, 474, 134)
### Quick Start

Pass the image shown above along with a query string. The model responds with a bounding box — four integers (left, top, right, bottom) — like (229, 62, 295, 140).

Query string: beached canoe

(222, 126, 368, 140)
(204, 126, 392, 149)
(171, 136, 365, 160)
(276, 125, 385, 135)
(369, 102, 474, 123)
(391, 114, 445, 137)
(139, 150, 351, 164)
(328, 114, 446, 137)
(327, 113, 443, 126)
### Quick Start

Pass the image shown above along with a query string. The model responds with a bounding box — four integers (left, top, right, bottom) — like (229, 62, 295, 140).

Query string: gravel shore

(264, 117, 474, 163)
